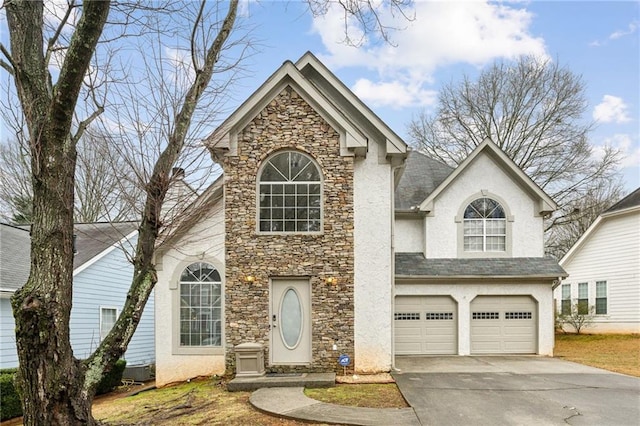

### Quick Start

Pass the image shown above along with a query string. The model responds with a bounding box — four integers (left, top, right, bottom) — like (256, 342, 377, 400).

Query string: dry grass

(92, 379, 311, 425)
(555, 333, 640, 377)
(91, 377, 406, 425)
(305, 383, 408, 408)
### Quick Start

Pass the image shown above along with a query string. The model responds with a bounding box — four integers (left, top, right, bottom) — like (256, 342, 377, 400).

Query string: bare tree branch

(408, 55, 624, 258)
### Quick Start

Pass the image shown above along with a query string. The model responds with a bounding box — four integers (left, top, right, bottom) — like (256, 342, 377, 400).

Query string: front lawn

(555, 333, 640, 377)
(92, 378, 406, 425)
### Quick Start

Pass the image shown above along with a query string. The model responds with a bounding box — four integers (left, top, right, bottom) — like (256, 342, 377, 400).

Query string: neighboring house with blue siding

(0, 222, 155, 369)
(553, 188, 640, 333)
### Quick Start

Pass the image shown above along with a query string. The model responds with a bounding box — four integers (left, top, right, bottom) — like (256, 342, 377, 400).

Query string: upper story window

(463, 198, 506, 252)
(180, 262, 222, 347)
(258, 151, 322, 233)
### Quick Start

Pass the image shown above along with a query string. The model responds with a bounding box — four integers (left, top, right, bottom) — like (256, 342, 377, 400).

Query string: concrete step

(227, 372, 336, 392)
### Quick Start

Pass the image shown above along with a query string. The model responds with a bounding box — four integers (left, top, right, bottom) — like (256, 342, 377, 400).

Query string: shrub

(557, 303, 595, 334)
(0, 369, 22, 421)
(96, 359, 127, 395)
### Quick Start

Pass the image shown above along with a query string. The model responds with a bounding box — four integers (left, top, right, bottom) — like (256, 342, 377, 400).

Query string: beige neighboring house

(153, 52, 566, 386)
(554, 188, 640, 333)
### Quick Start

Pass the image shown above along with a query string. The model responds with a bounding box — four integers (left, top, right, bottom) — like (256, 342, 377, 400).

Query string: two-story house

(153, 52, 566, 386)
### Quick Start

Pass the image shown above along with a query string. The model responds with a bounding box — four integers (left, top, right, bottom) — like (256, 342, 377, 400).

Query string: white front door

(270, 278, 311, 365)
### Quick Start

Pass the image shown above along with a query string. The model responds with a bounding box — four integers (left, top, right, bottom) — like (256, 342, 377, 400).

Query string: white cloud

(590, 20, 638, 47)
(611, 134, 640, 169)
(609, 21, 638, 40)
(311, 1, 547, 108)
(352, 78, 438, 109)
(593, 95, 631, 124)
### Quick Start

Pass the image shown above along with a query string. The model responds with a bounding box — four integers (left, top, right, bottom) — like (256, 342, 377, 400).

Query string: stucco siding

(155, 199, 226, 386)
(354, 140, 394, 373)
(554, 211, 640, 332)
(395, 281, 554, 356)
(425, 154, 544, 259)
(395, 217, 423, 253)
(71, 236, 155, 365)
(0, 297, 18, 368)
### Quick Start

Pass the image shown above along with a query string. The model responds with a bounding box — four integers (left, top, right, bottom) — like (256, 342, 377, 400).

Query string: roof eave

(396, 273, 568, 281)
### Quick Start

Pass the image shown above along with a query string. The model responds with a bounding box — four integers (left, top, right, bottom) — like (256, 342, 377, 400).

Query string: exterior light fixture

(245, 275, 256, 283)
(325, 277, 337, 285)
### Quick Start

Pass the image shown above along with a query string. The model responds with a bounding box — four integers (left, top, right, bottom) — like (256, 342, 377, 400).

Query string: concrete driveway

(392, 356, 640, 426)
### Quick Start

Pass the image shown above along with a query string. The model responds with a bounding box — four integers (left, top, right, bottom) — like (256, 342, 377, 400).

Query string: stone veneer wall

(222, 86, 355, 373)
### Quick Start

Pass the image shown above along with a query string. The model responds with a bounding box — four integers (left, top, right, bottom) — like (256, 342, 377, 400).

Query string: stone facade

(221, 86, 355, 373)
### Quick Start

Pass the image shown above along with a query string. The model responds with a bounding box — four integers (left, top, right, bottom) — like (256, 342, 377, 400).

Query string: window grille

(472, 312, 499, 320)
(505, 312, 532, 320)
(425, 312, 454, 320)
(394, 313, 420, 321)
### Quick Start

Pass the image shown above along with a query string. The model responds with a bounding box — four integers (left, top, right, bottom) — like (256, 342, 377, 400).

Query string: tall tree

(3, 1, 111, 424)
(1, 1, 412, 424)
(407, 56, 623, 258)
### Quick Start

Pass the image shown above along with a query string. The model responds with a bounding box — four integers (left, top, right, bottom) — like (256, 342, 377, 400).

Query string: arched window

(179, 262, 221, 347)
(258, 151, 322, 233)
(463, 198, 506, 252)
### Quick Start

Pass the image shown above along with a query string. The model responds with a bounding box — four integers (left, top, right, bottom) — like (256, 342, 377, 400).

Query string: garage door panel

(471, 296, 537, 354)
(395, 296, 457, 355)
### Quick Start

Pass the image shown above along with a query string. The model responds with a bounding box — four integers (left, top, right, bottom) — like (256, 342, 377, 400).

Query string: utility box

(234, 343, 265, 377)
(123, 364, 152, 382)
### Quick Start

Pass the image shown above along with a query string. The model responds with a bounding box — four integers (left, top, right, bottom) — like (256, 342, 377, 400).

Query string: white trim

(171, 258, 225, 356)
(256, 150, 324, 235)
(73, 229, 137, 277)
(561, 205, 640, 266)
(204, 61, 367, 158)
(295, 52, 407, 157)
(99, 306, 119, 342)
(418, 138, 557, 215)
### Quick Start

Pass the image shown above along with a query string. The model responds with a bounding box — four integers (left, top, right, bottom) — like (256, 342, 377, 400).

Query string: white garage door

(394, 296, 457, 355)
(470, 296, 537, 354)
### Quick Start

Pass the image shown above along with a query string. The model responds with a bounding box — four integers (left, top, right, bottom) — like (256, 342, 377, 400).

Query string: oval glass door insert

(280, 288, 303, 349)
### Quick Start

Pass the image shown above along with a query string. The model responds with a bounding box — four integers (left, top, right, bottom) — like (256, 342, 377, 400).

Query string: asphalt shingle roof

(395, 150, 454, 210)
(0, 222, 138, 292)
(605, 187, 640, 213)
(0, 224, 31, 291)
(396, 253, 567, 278)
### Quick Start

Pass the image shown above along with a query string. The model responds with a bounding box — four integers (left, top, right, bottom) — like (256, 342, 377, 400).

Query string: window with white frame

(258, 151, 322, 233)
(100, 307, 118, 342)
(596, 281, 607, 315)
(577, 282, 588, 314)
(180, 262, 222, 347)
(463, 198, 506, 252)
(561, 284, 571, 315)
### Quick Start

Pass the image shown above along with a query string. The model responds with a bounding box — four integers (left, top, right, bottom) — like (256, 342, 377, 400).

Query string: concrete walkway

(250, 387, 420, 426)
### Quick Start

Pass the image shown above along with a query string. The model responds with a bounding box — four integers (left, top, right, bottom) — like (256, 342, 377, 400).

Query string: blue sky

(235, 1, 639, 193)
(0, 1, 637, 194)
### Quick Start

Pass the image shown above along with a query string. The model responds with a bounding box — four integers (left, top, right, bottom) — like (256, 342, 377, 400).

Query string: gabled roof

(72, 222, 138, 274)
(156, 175, 224, 253)
(295, 52, 406, 157)
(417, 138, 557, 215)
(0, 222, 138, 292)
(604, 187, 640, 214)
(395, 150, 454, 211)
(204, 51, 406, 160)
(561, 187, 640, 266)
(396, 253, 567, 279)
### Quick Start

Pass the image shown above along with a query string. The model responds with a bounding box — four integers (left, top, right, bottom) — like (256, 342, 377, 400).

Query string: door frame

(269, 277, 312, 365)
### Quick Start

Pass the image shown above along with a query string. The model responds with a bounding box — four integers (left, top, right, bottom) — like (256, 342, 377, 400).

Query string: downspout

(390, 160, 404, 372)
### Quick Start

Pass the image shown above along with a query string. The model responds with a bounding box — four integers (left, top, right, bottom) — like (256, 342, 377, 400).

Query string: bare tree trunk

(6, 1, 110, 424)
(81, 0, 240, 404)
